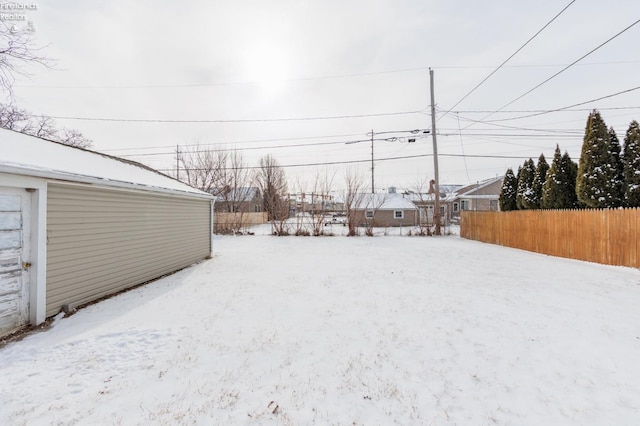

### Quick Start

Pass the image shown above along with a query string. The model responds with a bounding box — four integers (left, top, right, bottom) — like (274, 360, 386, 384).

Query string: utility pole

(370, 129, 375, 193)
(430, 68, 441, 235)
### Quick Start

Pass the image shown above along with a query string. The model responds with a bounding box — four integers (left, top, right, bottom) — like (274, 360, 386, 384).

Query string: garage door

(0, 187, 30, 336)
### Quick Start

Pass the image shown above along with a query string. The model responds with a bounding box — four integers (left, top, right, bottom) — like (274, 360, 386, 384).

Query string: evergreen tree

(516, 158, 536, 209)
(532, 153, 549, 209)
(609, 127, 624, 205)
(499, 168, 518, 211)
(542, 146, 578, 209)
(622, 120, 640, 207)
(576, 110, 623, 208)
(542, 146, 563, 209)
(561, 151, 579, 208)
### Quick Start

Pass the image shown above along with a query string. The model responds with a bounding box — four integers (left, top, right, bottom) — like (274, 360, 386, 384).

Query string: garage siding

(46, 183, 211, 317)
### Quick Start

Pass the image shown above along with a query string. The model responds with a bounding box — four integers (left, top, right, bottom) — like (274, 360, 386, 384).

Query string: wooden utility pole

(430, 68, 441, 235)
(371, 129, 375, 193)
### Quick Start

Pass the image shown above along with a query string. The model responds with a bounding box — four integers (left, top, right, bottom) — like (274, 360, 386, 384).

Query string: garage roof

(0, 129, 210, 198)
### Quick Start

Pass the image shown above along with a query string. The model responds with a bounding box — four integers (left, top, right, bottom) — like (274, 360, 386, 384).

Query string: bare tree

(411, 178, 435, 236)
(217, 149, 253, 234)
(0, 103, 31, 132)
(291, 177, 309, 236)
(0, 103, 93, 148)
(57, 128, 92, 149)
(255, 154, 289, 235)
(177, 145, 227, 193)
(0, 22, 52, 98)
(32, 115, 58, 139)
(309, 169, 335, 236)
(344, 169, 366, 236)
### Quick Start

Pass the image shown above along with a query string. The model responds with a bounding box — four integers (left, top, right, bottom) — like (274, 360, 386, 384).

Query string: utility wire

(467, 18, 640, 127)
(456, 112, 471, 182)
(473, 85, 640, 123)
(114, 130, 576, 159)
(158, 152, 531, 172)
(439, 0, 576, 121)
(449, 106, 640, 114)
(16, 60, 640, 90)
(49, 110, 423, 123)
(100, 132, 364, 152)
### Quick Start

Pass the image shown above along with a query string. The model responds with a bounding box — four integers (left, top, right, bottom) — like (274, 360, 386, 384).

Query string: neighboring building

(213, 187, 263, 213)
(450, 177, 503, 221)
(351, 192, 418, 227)
(0, 129, 213, 337)
(405, 183, 463, 225)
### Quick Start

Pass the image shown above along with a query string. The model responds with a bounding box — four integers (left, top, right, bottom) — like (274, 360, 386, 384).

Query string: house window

(254, 204, 261, 212)
(365, 210, 374, 219)
(460, 200, 470, 211)
(490, 199, 499, 211)
(453, 202, 459, 212)
(394, 210, 404, 219)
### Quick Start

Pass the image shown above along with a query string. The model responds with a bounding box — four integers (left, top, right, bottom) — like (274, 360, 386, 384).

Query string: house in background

(351, 190, 418, 227)
(209, 187, 268, 231)
(450, 176, 503, 221)
(212, 187, 263, 213)
(0, 129, 213, 337)
(404, 182, 463, 225)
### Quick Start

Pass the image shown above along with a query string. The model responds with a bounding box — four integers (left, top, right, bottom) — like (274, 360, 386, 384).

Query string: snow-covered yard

(2, 232, 640, 425)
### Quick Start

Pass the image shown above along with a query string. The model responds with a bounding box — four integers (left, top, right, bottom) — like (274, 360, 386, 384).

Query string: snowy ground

(2, 231, 640, 425)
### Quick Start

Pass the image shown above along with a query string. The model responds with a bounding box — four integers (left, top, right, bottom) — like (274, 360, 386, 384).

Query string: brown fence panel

(460, 208, 640, 268)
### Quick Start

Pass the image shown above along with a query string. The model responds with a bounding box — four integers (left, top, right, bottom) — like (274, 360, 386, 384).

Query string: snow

(2, 232, 640, 424)
(356, 193, 418, 210)
(0, 129, 208, 197)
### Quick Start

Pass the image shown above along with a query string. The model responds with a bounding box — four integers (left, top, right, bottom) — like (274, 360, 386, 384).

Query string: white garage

(0, 129, 213, 336)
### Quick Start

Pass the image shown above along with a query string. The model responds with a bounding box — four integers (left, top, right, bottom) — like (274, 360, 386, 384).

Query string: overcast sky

(9, 0, 640, 191)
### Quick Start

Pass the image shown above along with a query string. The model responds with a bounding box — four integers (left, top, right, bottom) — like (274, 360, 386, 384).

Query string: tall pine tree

(542, 146, 578, 209)
(516, 158, 536, 209)
(608, 127, 624, 205)
(561, 151, 579, 208)
(499, 168, 518, 211)
(532, 153, 549, 209)
(623, 120, 640, 207)
(576, 110, 623, 208)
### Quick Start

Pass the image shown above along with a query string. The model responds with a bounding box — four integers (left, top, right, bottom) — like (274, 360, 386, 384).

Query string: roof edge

(0, 164, 213, 199)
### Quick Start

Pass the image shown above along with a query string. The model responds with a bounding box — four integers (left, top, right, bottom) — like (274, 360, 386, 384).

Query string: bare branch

(0, 23, 53, 99)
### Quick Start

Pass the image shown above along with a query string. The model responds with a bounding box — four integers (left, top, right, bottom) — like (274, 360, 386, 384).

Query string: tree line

(500, 110, 640, 210)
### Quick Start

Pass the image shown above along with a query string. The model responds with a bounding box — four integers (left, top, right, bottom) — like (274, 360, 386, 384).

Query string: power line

(159, 152, 537, 172)
(476, 86, 640, 123)
(49, 110, 423, 124)
(114, 130, 575, 160)
(16, 60, 640, 90)
(448, 106, 640, 114)
(99, 132, 364, 152)
(439, 0, 576, 120)
(470, 18, 640, 125)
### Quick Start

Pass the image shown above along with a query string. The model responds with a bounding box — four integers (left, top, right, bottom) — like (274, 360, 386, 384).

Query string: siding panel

(46, 183, 211, 317)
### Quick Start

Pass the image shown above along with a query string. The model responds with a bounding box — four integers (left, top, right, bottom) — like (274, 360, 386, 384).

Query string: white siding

(46, 183, 211, 317)
(0, 190, 29, 335)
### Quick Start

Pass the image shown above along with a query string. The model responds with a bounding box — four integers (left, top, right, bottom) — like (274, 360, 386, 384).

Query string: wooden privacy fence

(214, 212, 268, 232)
(460, 209, 640, 268)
